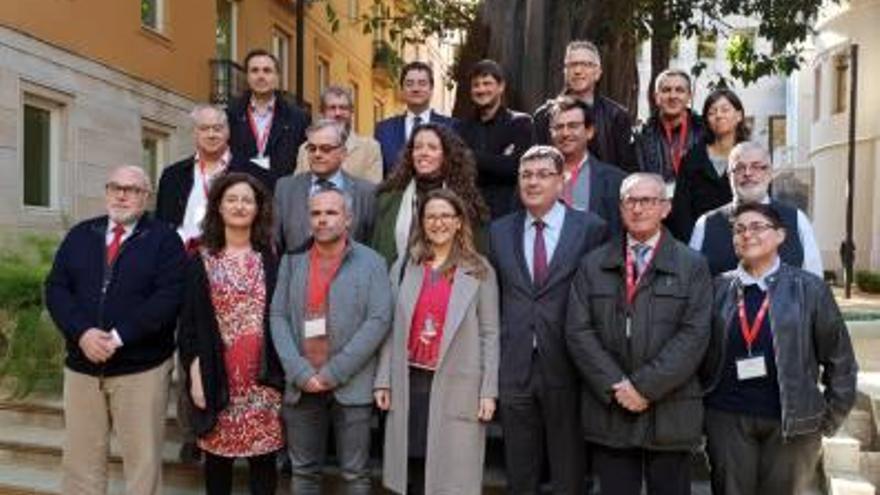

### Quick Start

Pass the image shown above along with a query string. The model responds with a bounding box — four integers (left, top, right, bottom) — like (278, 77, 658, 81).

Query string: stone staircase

(823, 372, 880, 495)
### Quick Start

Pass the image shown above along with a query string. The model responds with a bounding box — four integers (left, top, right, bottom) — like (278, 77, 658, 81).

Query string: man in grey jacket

(566, 173, 712, 495)
(270, 186, 392, 494)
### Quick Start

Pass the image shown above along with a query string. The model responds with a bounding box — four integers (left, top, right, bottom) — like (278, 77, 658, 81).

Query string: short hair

(244, 49, 280, 72)
(520, 145, 564, 174)
(549, 96, 596, 128)
(309, 184, 354, 216)
(620, 173, 667, 200)
(702, 88, 750, 144)
(190, 104, 228, 128)
(320, 85, 354, 110)
(109, 164, 152, 193)
(565, 40, 602, 65)
(654, 68, 692, 92)
(732, 202, 784, 230)
(306, 118, 349, 146)
(399, 61, 435, 88)
(469, 59, 505, 83)
(728, 141, 771, 170)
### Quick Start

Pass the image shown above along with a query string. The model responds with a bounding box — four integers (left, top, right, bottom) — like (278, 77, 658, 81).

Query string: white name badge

(304, 318, 327, 339)
(736, 355, 767, 380)
(251, 156, 271, 170)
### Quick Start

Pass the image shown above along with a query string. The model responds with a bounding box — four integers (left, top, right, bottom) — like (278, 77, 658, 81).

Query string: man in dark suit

(374, 61, 456, 175)
(274, 119, 376, 252)
(550, 96, 626, 235)
(488, 145, 607, 494)
(227, 49, 310, 183)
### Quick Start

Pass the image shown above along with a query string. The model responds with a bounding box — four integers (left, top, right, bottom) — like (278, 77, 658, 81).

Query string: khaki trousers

(62, 359, 172, 495)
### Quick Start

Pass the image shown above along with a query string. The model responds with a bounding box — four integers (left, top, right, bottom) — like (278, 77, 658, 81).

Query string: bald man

(46, 165, 186, 495)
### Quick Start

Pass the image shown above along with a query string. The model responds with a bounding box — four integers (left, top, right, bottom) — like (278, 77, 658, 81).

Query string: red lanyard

(307, 246, 343, 313)
(562, 156, 586, 205)
(624, 232, 662, 306)
(662, 114, 689, 175)
(197, 158, 215, 200)
(247, 105, 274, 156)
(737, 288, 770, 354)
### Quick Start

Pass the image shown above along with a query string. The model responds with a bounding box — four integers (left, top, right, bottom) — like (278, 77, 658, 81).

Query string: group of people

(44, 40, 857, 495)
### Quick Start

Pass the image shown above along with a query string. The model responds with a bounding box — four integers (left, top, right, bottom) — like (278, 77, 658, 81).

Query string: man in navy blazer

(45, 165, 185, 494)
(374, 61, 456, 175)
(488, 146, 607, 494)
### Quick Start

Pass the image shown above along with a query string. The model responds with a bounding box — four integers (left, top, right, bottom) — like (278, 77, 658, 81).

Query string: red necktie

(106, 223, 126, 266)
(533, 220, 548, 287)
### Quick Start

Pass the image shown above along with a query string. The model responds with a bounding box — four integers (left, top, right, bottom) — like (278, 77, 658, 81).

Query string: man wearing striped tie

(45, 165, 186, 495)
(565, 172, 712, 495)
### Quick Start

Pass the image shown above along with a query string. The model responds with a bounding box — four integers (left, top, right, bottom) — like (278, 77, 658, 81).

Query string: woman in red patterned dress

(178, 173, 285, 495)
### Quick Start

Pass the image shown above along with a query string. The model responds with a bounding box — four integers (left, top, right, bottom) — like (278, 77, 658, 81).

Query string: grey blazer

(273, 170, 376, 252)
(269, 241, 392, 406)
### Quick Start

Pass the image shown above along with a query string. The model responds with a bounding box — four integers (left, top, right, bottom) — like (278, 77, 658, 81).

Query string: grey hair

(520, 145, 564, 174)
(654, 68, 692, 93)
(309, 185, 354, 216)
(109, 164, 152, 192)
(320, 85, 354, 110)
(565, 40, 601, 65)
(306, 118, 349, 147)
(619, 172, 667, 200)
(728, 141, 771, 170)
(189, 104, 228, 127)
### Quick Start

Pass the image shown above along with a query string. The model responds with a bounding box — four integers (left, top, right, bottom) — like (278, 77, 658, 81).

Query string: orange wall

(0, 0, 215, 100)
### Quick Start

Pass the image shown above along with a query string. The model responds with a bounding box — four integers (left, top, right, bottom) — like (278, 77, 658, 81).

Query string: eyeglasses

(564, 60, 599, 70)
(323, 104, 352, 112)
(550, 121, 585, 132)
(305, 143, 343, 154)
(731, 163, 771, 175)
(195, 124, 227, 133)
(519, 170, 560, 181)
(106, 183, 147, 196)
(621, 196, 667, 210)
(732, 222, 778, 236)
(424, 213, 458, 224)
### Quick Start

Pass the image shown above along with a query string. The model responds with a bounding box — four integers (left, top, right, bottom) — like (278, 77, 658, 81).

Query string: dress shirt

(626, 229, 662, 267)
(524, 201, 566, 278)
(178, 150, 230, 243)
(734, 256, 781, 292)
(105, 219, 137, 347)
(405, 108, 433, 141)
(249, 96, 276, 154)
(309, 169, 345, 195)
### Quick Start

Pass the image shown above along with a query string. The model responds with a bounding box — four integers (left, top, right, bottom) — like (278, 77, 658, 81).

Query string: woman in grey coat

(374, 188, 500, 495)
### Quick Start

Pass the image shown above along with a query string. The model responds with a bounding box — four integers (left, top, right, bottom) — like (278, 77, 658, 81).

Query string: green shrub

(856, 270, 880, 294)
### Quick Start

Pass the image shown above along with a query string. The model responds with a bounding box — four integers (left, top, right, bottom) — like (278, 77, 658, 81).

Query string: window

(216, 0, 237, 60)
(697, 31, 718, 60)
(350, 81, 360, 133)
(141, 126, 169, 186)
(22, 98, 62, 208)
(141, 0, 163, 32)
(731, 27, 757, 48)
(317, 57, 330, 98)
(813, 65, 822, 122)
(271, 28, 290, 90)
(833, 54, 849, 114)
(769, 116, 787, 158)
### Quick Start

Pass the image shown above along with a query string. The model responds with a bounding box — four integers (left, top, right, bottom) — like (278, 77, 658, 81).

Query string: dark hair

(549, 96, 596, 128)
(520, 145, 564, 174)
(409, 189, 488, 279)
(469, 59, 505, 83)
(732, 202, 784, 229)
(399, 61, 435, 88)
(200, 173, 274, 255)
(378, 122, 490, 223)
(244, 49, 280, 73)
(702, 89, 751, 144)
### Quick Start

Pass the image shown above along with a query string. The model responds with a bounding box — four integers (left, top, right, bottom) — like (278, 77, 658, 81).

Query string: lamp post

(839, 43, 858, 298)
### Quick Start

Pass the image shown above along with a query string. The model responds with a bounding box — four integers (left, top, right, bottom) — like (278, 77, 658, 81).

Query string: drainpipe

(295, 0, 305, 106)
(842, 43, 858, 298)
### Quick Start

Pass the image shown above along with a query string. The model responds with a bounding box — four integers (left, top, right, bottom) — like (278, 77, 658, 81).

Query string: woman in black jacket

(702, 203, 857, 495)
(178, 172, 285, 495)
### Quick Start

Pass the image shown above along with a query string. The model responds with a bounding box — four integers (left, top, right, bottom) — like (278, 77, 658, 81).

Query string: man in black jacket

(227, 49, 310, 183)
(457, 59, 534, 219)
(533, 40, 635, 171)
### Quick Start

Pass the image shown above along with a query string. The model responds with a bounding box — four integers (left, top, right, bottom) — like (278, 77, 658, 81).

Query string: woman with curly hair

(375, 188, 499, 494)
(371, 122, 490, 266)
(178, 172, 285, 494)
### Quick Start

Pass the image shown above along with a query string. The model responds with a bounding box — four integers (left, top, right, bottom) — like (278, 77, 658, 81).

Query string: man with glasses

(374, 61, 456, 175)
(294, 85, 383, 184)
(550, 96, 625, 234)
(566, 172, 712, 495)
(488, 145, 606, 494)
(274, 119, 376, 252)
(46, 165, 186, 495)
(688, 141, 822, 276)
(534, 40, 635, 171)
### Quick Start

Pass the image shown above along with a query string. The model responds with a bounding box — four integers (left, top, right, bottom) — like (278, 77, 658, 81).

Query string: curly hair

(377, 122, 489, 223)
(408, 189, 488, 280)
(200, 172, 274, 255)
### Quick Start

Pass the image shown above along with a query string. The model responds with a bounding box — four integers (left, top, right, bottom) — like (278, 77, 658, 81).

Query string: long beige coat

(375, 258, 500, 494)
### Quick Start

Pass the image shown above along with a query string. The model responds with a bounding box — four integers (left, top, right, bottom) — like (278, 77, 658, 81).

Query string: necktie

(411, 115, 423, 138)
(632, 243, 650, 278)
(533, 220, 548, 287)
(106, 223, 126, 266)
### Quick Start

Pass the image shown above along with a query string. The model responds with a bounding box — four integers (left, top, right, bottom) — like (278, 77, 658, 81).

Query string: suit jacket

(577, 156, 625, 236)
(294, 133, 383, 184)
(488, 206, 607, 393)
(273, 170, 376, 252)
(374, 110, 456, 175)
(227, 90, 310, 180)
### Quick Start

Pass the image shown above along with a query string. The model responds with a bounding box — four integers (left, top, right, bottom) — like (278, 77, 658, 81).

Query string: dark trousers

(500, 353, 585, 495)
(203, 451, 277, 495)
(592, 444, 691, 495)
(283, 392, 372, 495)
(705, 409, 822, 495)
(176, 353, 196, 444)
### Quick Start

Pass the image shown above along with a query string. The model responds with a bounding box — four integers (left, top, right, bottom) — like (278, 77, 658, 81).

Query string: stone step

(857, 372, 880, 441)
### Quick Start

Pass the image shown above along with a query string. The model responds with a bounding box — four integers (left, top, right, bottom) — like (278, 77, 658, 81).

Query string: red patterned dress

(198, 250, 284, 457)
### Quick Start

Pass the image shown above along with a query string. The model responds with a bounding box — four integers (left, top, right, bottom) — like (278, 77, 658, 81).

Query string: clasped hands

(612, 378, 649, 413)
(78, 328, 121, 364)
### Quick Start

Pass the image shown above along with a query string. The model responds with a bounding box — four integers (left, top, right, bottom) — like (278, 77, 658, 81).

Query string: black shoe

(179, 441, 202, 464)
